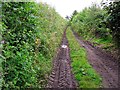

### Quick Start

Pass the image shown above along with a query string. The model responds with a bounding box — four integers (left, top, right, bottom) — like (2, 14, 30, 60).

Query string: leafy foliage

(2, 2, 66, 88)
(104, 1, 120, 50)
(2, 2, 38, 88)
(70, 3, 114, 52)
(70, 10, 78, 23)
(71, 4, 111, 39)
(70, 2, 120, 58)
(0, 21, 4, 90)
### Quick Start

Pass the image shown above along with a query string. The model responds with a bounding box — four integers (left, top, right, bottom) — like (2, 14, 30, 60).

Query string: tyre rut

(47, 29, 77, 88)
(72, 30, 118, 88)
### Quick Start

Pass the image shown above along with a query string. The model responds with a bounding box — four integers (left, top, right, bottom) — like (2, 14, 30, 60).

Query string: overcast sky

(36, 0, 102, 18)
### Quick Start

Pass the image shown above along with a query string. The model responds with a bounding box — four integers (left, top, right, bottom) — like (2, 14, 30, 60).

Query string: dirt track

(73, 31, 118, 88)
(47, 30, 77, 88)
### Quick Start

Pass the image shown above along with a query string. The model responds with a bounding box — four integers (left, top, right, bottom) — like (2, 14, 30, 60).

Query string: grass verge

(66, 27, 102, 88)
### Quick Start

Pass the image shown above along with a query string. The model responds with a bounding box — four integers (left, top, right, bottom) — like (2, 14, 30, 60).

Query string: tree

(104, 1, 120, 55)
(70, 10, 78, 22)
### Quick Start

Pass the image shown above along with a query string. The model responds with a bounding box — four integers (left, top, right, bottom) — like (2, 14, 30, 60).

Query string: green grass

(66, 27, 102, 88)
(91, 37, 114, 51)
(0, 57, 3, 89)
(0, 23, 3, 89)
(80, 32, 114, 51)
(0, 43, 3, 89)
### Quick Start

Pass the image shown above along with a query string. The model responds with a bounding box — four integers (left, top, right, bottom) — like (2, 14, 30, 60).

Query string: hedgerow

(1, 1, 66, 88)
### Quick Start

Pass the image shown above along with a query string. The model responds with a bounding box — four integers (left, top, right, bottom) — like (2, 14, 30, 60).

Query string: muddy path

(72, 30, 118, 88)
(47, 29, 77, 88)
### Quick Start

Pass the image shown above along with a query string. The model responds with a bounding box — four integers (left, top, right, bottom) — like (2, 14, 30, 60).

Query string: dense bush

(70, 4, 114, 52)
(70, 1, 119, 57)
(104, 1, 120, 51)
(70, 4, 111, 40)
(0, 21, 4, 90)
(2, 1, 66, 88)
(2, 2, 38, 88)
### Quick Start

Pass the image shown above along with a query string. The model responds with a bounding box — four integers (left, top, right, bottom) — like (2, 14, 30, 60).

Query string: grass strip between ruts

(66, 27, 102, 88)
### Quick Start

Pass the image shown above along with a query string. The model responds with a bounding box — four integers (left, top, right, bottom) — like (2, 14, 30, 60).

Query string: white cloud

(36, 0, 102, 18)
